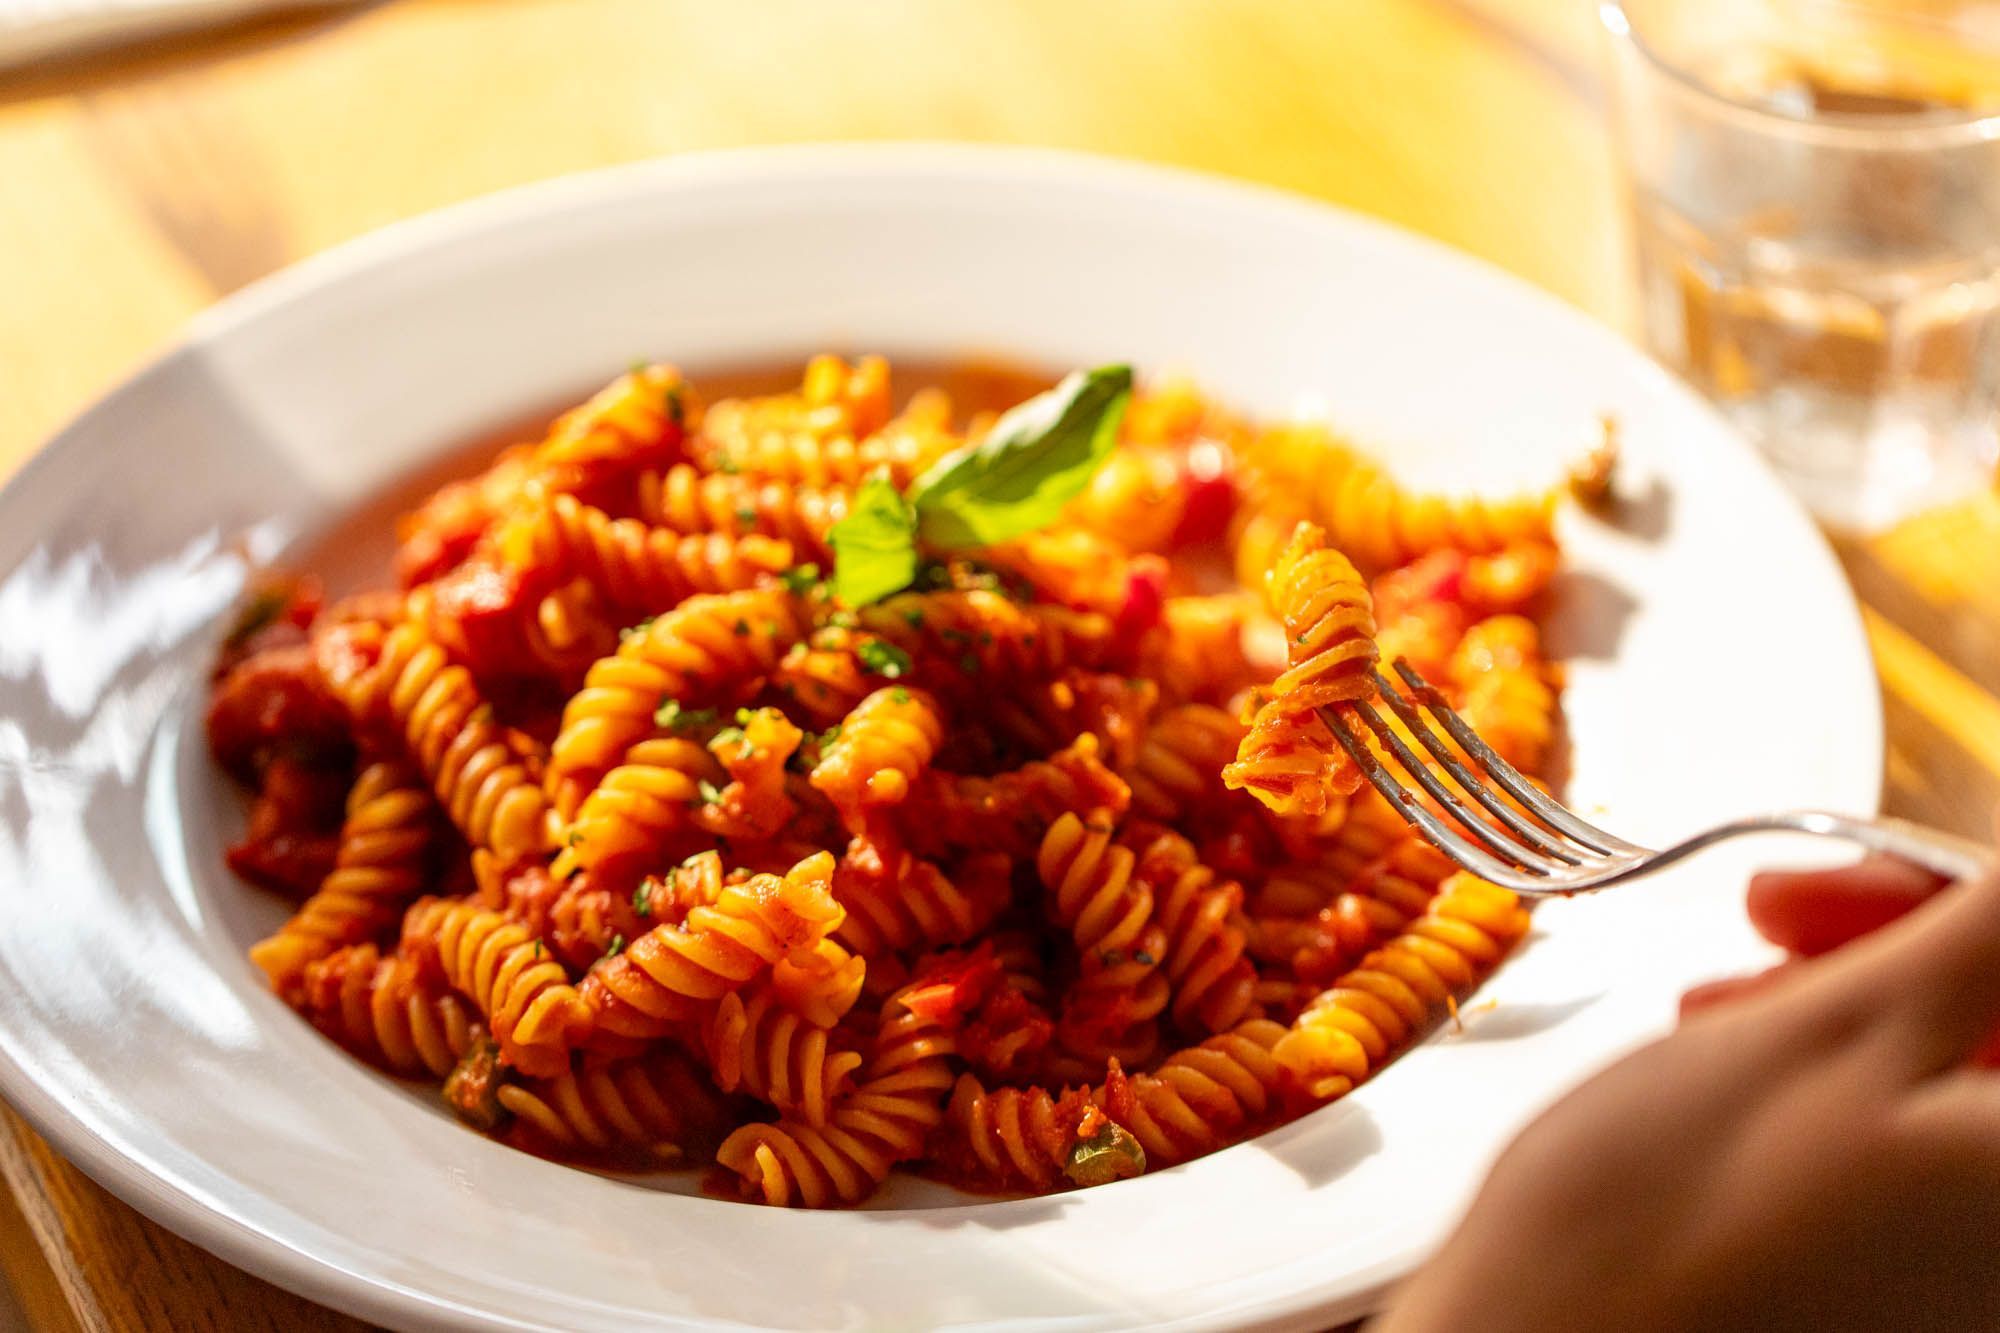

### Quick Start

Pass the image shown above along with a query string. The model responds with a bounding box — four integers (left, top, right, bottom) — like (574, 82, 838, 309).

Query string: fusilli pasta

(215, 359, 1575, 1206)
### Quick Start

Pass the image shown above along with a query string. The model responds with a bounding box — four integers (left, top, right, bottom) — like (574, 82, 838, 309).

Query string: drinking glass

(1603, 0, 2000, 531)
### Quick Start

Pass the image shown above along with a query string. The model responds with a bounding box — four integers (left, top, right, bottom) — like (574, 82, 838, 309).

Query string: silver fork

(1321, 661, 1995, 894)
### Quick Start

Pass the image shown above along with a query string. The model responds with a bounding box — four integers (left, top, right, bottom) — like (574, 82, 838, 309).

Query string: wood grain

(0, 1105, 371, 1331)
(0, 0, 1993, 1326)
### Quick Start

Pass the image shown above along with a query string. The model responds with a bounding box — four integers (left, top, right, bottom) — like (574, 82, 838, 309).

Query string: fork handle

(1737, 811, 1996, 883)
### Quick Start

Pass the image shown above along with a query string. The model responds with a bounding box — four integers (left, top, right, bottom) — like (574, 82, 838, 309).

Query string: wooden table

(0, 1, 1993, 1327)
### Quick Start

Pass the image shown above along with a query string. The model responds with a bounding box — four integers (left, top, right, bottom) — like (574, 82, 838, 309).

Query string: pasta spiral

(580, 852, 844, 1043)
(1449, 615, 1557, 774)
(402, 898, 591, 1077)
(250, 761, 435, 999)
(1222, 522, 1378, 817)
(715, 976, 960, 1207)
(1125, 827, 1258, 1034)
(545, 588, 808, 816)
(1114, 1018, 1288, 1168)
(1038, 812, 1156, 964)
(770, 637, 874, 727)
(831, 846, 1011, 960)
(1123, 703, 1244, 821)
(901, 735, 1132, 861)
(552, 737, 723, 879)
(532, 362, 691, 491)
(1249, 789, 1412, 915)
(499, 1046, 731, 1162)
(494, 492, 794, 612)
(635, 464, 848, 559)
(1249, 421, 1555, 572)
(357, 619, 557, 865)
(1263, 521, 1378, 712)
(298, 943, 480, 1078)
(705, 985, 865, 1127)
(1037, 811, 1170, 1073)
(988, 672, 1157, 771)
(696, 355, 903, 486)
(1250, 836, 1449, 986)
(1137, 593, 1260, 706)
(945, 1019, 1287, 1190)
(1275, 874, 1530, 1100)
(1222, 705, 1350, 820)
(944, 1076, 1094, 1192)
(858, 592, 1113, 698)
(810, 686, 945, 819)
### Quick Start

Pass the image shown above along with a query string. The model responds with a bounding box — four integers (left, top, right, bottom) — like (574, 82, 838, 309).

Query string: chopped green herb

(621, 616, 657, 643)
(819, 723, 843, 746)
(697, 779, 726, 806)
(733, 618, 751, 637)
(222, 587, 290, 652)
(857, 640, 912, 679)
(633, 879, 657, 917)
(1065, 1119, 1146, 1187)
(892, 686, 912, 705)
(716, 454, 740, 475)
(655, 699, 719, 731)
(978, 630, 995, 647)
(1133, 949, 1156, 967)
(735, 505, 760, 525)
(664, 384, 686, 426)
(735, 708, 756, 725)
(780, 564, 822, 594)
(565, 828, 582, 847)
(442, 1038, 508, 1131)
(940, 627, 972, 645)
(902, 607, 926, 628)
(605, 933, 626, 958)
(533, 939, 545, 958)
(829, 610, 859, 630)
(711, 726, 748, 750)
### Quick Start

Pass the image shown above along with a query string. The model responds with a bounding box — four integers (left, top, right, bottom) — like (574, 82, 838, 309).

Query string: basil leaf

(910, 364, 1132, 551)
(828, 476, 919, 606)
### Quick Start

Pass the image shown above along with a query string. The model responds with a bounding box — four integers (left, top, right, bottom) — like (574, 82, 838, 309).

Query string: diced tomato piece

(207, 645, 347, 779)
(1170, 471, 1237, 548)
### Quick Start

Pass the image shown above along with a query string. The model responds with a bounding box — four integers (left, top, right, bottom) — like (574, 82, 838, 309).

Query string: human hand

(1375, 853, 2000, 1333)
(1679, 856, 1999, 1065)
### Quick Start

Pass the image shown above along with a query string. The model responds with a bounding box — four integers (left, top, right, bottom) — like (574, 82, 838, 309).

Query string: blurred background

(0, 1, 1995, 1327)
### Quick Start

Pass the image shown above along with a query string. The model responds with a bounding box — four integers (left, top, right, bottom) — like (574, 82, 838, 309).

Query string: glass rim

(1600, 0, 2000, 147)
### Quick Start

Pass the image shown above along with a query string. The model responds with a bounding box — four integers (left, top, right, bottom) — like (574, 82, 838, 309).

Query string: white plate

(0, 145, 1879, 1331)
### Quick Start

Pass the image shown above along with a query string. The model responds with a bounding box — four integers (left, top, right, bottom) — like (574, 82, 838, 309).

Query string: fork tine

(1339, 699, 1569, 873)
(1320, 705, 1555, 891)
(1368, 668, 1583, 863)
(1391, 660, 1649, 857)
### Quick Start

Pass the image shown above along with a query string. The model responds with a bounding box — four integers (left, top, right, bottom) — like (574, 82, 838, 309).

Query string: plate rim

(0, 141, 1884, 1331)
